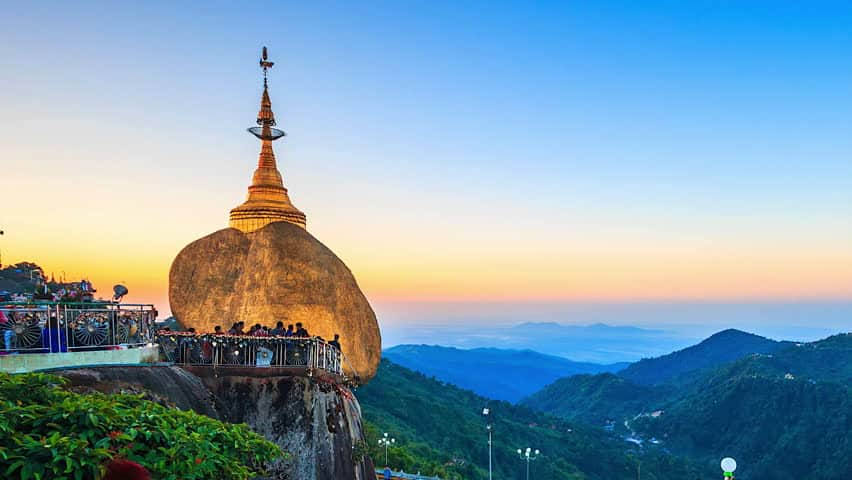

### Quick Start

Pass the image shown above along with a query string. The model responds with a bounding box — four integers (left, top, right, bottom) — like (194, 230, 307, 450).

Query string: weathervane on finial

(249, 46, 285, 140)
(260, 46, 274, 87)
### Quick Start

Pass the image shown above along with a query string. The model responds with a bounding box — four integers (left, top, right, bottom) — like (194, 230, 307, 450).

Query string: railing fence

(156, 333, 343, 376)
(0, 303, 156, 354)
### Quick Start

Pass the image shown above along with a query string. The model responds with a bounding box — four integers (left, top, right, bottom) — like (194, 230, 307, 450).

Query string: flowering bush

(0, 372, 285, 479)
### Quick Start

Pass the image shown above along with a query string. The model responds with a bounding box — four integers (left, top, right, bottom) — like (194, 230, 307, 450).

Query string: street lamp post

(516, 447, 540, 480)
(721, 457, 737, 479)
(482, 407, 492, 480)
(378, 432, 396, 466)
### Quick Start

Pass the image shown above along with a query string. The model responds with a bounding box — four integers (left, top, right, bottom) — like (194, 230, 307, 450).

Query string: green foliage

(0, 262, 45, 295)
(0, 372, 285, 480)
(523, 373, 668, 426)
(358, 359, 700, 480)
(633, 334, 852, 480)
(526, 333, 852, 480)
(363, 421, 471, 480)
(351, 440, 370, 464)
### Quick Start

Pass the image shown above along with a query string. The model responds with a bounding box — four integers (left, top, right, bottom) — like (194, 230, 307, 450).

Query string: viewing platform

(0, 302, 158, 373)
(156, 332, 346, 379)
(1, 301, 351, 384)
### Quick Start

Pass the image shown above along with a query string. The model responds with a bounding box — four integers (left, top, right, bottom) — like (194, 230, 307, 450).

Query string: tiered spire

(229, 47, 306, 232)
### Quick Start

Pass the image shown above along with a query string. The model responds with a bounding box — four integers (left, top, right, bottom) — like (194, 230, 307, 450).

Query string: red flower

(108, 431, 123, 440)
(195, 457, 203, 464)
(104, 459, 150, 480)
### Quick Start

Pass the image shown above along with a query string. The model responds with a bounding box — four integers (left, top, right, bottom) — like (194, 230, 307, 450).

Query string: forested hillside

(357, 359, 701, 480)
(524, 333, 852, 480)
(523, 373, 666, 426)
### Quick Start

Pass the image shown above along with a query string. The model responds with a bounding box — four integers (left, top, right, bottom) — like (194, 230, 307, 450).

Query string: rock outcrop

(55, 366, 375, 480)
(169, 221, 381, 382)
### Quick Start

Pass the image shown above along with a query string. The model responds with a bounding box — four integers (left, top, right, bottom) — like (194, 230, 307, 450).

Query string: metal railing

(156, 332, 344, 376)
(0, 302, 157, 354)
(375, 469, 441, 480)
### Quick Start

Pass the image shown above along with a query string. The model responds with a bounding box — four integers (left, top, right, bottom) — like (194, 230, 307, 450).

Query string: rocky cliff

(55, 366, 374, 480)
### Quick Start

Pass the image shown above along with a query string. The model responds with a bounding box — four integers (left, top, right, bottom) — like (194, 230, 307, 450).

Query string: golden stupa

(229, 47, 306, 232)
(169, 48, 381, 381)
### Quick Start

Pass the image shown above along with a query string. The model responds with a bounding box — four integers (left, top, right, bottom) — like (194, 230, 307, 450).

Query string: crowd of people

(180, 321, 343, 351)
(31, 277, 97, 303)
(160, 321, 344, 371)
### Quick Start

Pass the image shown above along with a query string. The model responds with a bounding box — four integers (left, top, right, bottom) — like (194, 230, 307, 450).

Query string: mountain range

(382, 322, 694, 363)
(618, 328, 793, 385)
(524, 331, 852, 480)
(357, 359, 702, 480)
(376, 328, 851, 479)
(383, 344, 628, 402)
(383, 329, 786, 403)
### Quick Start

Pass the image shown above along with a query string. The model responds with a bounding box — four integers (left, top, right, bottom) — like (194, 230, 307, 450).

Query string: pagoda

(229, 47, 306, 232)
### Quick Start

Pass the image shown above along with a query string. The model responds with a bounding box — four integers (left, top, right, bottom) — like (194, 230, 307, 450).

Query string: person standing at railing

(292, 323, 310, 366)
(271, 321, 286, 337)
(294, 322, 309, 337)
(0, 309, 13, 352)
(201, 336, 213, 364)
(327, 334, 342, 373)
(253, 324, 269, 337)
(43, 313, 67, 353)
(178, 328, 196, 363)
(227, 322, 246, 335)
(197, 327, 221, 364)
(282, 324, 295, 365)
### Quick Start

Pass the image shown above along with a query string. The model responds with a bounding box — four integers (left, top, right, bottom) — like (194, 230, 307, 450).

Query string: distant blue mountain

(619, 328, 793, 385)
(382, 322, 695, 364)
(382, 344, 628, 402)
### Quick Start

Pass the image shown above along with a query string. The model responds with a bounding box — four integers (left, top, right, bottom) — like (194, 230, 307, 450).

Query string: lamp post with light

(482, 407, 492, 480)
(721, 457, 737, 479)
(378, 432, 396, 465)
(516, 447, 540, 480)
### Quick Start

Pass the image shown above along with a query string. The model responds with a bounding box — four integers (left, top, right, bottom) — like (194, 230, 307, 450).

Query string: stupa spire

(229, 47, 307, 232)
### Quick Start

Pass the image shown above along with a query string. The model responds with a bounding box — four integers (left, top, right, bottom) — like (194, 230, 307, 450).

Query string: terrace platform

(0, 301, 157, 373)
(0, 345, 160, 374)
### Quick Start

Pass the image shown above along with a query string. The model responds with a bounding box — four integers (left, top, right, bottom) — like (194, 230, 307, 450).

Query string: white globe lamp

(721, 457, 737, 477)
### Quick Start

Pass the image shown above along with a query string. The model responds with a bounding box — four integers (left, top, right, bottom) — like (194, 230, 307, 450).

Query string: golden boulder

(168, 221, 381, 382)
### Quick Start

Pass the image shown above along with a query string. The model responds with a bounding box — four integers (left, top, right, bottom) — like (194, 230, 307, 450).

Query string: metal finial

(260, 46, 274, 87)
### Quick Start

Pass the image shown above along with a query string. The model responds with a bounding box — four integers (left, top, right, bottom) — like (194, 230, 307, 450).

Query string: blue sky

(1, 1, 850, 337)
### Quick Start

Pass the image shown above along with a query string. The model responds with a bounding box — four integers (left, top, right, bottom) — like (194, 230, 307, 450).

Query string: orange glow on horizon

(4, 234, 851, 319)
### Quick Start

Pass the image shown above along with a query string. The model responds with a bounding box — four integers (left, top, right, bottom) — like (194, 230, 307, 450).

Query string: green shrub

(0, 372, 285, 480)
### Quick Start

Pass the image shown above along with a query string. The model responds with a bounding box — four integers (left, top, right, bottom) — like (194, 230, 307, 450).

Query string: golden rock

(168, 222, 381, 381)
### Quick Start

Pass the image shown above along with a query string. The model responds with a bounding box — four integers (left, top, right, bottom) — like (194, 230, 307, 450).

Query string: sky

(1, 1, 851, 337)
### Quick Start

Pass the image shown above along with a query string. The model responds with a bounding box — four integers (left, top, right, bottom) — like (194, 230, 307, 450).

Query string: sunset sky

(2, 2, 851, 331)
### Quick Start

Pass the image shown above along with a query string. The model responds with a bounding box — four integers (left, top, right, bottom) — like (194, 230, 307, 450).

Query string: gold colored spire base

(229, 138, 307, 233)
(229, 207, 306, 233)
